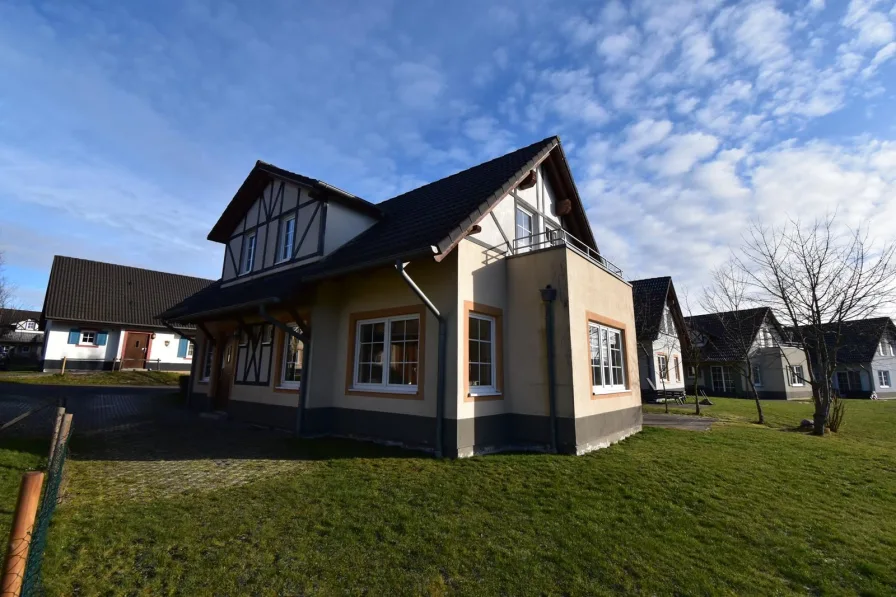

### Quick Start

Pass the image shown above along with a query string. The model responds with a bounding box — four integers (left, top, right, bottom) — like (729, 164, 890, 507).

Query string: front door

(214, 337, 236, 410)
(122, 333, 151, 369)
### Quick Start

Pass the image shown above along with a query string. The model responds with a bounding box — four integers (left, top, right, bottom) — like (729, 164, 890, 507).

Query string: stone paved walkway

(643, 413, 716, 431)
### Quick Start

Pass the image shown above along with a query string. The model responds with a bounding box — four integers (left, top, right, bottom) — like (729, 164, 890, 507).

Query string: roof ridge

(51, 255, 215, 283)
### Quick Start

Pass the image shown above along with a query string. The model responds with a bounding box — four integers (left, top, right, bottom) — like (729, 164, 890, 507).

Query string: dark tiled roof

(43, 256, 215, 329)
(0, 309, 41, 326)
(685, 307, 772, 362)
(790, 317, 894, 364)
(0, 331, 43, 344)
(631, 277, 671, 342)
(163, 137, 568, 321)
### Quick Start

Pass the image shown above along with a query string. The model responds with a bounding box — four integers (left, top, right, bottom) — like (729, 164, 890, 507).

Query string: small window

(686, 365, 697, 378)
(186, 343, 194, 358)
(21, 345, 30, 353)
(711, 366, 735, 393)
(589, 322, 626, 393)
(515, 206, 534, 251)
(80, 331, 96, 345)
(673, 356, 681, 382)
(657, 354, 669, 382)
(278, 216, 296, 263)
(353, 315, 419, 391)
(201, 344, 214, 381)
(879, 342, 886, 357)
(546, 221, 562, 245)
(789, 365, 804, 387)
(24, 321, 36, 331)
(878, 370, 890, 388)
(752, 363, 763, 387)
(281, 325, 304, 387)
(469, 314, 497, 394)
(242, 233, 257, 274)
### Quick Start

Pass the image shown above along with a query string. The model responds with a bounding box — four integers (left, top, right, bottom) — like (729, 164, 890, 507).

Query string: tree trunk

(751, 385, 765, 425)
(813, 386, 831, 436)
(694, 379, 701, 416)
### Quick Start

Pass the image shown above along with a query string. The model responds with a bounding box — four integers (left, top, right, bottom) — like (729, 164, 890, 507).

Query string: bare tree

(0, 251, 13, 340)
(679, 291, 704, 416)
(701, 260, 766, 424)
(737, 215, 896, 435)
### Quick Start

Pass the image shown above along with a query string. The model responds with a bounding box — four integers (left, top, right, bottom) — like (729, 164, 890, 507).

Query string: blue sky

(1, 0, 895, 310)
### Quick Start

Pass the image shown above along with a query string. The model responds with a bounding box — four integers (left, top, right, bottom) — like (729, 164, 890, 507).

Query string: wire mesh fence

(1, 410, 72, 597)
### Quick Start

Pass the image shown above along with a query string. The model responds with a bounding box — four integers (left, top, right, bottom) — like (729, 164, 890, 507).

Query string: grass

(1, 399, 894, 595)
(0, 370, 184, 386)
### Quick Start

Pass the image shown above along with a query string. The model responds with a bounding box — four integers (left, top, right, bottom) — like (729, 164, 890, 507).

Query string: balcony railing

(483, 229, 624, 279)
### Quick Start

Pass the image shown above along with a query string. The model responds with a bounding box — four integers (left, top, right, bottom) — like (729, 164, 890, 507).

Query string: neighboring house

(684, 307, 813, 400)
(793, 317, 896, 399)
(41, 256, 214, 372)
(160, 136, 643, 457)
(631, 277, 687, 400)
(0, 309, 44, 362)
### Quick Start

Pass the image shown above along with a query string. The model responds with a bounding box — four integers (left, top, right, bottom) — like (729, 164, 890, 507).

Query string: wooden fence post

(60, 357, 67, 376)
(1, 472, 45, 597)
(47, 408, 66, 466)
(49, 415, 73, 471)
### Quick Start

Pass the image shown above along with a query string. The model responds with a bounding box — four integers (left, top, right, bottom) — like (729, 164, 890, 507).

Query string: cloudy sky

(1, 0, 895, 310)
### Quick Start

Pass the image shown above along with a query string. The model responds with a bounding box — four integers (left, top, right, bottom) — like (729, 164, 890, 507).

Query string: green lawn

(0, 370, 184, 386)
(2, 399, 895, 595)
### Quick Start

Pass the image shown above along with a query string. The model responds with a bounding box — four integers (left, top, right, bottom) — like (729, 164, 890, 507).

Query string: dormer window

(278, 216, 296, 263)
(242, 233, 257, 274)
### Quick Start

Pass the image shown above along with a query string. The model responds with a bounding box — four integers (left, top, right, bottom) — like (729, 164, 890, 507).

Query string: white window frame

(80, 330, 97, 346)
(657, 354, 669, 382)
(588, 322, 626, 394)
(468, 313, 498, 396)
(186, 342, 194, 358)
(711, 366, 735, 393)
(789, 365, 805, 387)
(242, 233, 257, 274)
(879, 342, 886, 356)
(277, 216, 296, 263)
(352, 314, 420, 393)
(878, 370, 890, 389)
(24, 321, 36, 331)
(751, 363, 763, 387)
(280, 324, 304, 389)
(686, 365, 697, 378)
(515, 205, 535, 251)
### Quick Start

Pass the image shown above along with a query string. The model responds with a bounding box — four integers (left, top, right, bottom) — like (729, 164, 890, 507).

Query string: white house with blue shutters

(39, 255, 214, 372)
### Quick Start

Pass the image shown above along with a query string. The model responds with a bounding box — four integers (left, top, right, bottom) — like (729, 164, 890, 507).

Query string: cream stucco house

(161, 137, 642, 457)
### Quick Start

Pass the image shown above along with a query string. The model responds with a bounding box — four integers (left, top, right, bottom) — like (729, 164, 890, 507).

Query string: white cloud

(730, 0, 793, 84)
(862, 41, 896, 76)
(598, 27, 639, 63)
(680, 29, 716, 74)
(391, 61, 445, 110)
(652, 132, 720, 176)
(619, 119, 674, 156)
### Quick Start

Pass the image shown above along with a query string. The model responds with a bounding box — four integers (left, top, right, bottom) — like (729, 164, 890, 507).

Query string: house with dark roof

(791, 317, 896, 399)
(41, 256, 214, 372)
(684, 307, 812, 400)
(631, 277, 687, 400)
(160, 136, 643, 457)
(0, 309, 43, 362)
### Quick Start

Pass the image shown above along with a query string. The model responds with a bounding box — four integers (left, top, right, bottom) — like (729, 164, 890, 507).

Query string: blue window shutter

(68, 329, 80, 344)
(177, 338, 188, 358)
(96, 331, 108, 346)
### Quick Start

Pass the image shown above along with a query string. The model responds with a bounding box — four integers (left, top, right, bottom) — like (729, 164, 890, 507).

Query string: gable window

(673, 356, 681, 382)
(877, 370, 891, 389)
(751, 364, 763, 386)
(24, 321, 36, 331)
(880, 340, 895, 356)
(657, 354, 669, 382)
(242, 233, 257, 274)
(515, 206, 534, 251)
(281, 325, 304, 387)
(589, 321, 626, 394)
(80, 331, 96, 345)
(788, 365, 804, 386)
(711, 366, 735, 393)
(278, 216, 296, 263)
(352, 314, 420, 392)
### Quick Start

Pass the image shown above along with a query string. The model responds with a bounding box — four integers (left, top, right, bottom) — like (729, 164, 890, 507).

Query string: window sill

(465, 391, 503, 402)
(347, 387, 422, 400)
(791, 384, 805, 387)
(592, 389, 631, 399)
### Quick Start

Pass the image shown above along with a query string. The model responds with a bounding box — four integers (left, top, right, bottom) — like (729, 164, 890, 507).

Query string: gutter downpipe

(258, 304, 310, 438)
(540, 285, 558, 453)
(395, 261, 446, 458)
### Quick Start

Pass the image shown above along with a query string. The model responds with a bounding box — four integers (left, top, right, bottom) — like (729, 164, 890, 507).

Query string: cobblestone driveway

(0, 383, 309, 502)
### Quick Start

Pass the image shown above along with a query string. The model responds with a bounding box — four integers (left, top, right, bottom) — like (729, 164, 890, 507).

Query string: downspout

(540, 285, 558, 453)
(395, 261, 446, 458)
(258, 304, 309, 437)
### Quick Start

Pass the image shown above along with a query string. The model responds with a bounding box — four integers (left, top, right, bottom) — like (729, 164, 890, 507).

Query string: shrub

(828, 394, 846, 433)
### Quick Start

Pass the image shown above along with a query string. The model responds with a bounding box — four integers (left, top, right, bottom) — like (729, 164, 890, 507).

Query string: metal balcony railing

(483, 229, 624, 279)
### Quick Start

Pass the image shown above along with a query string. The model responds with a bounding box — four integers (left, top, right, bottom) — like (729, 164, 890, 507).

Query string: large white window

(278, 216, 296, 263)
(468, 314, 497, 394)
(751, 364, 763, 386)
(589, 322, 626, 393)
(242, 233, 257, 274)
(515, 206, 534, 250)
(353, 315, 419, 391)
(281, 325, 304, 387)
(789, 365, 804, 386)
(657, 354, 669, 382)
(711, 366, 735, 393)
(878, 370, 890, 388)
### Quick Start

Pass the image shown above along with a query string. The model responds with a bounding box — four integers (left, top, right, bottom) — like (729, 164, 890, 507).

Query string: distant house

(161, 136, 643, 457)
(631, 277, 687, 400)
(41, 256, 214, 372)
(684, 307, 813, 400)
(0, 309, 44, 362)
(793, 317, 896, 399)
